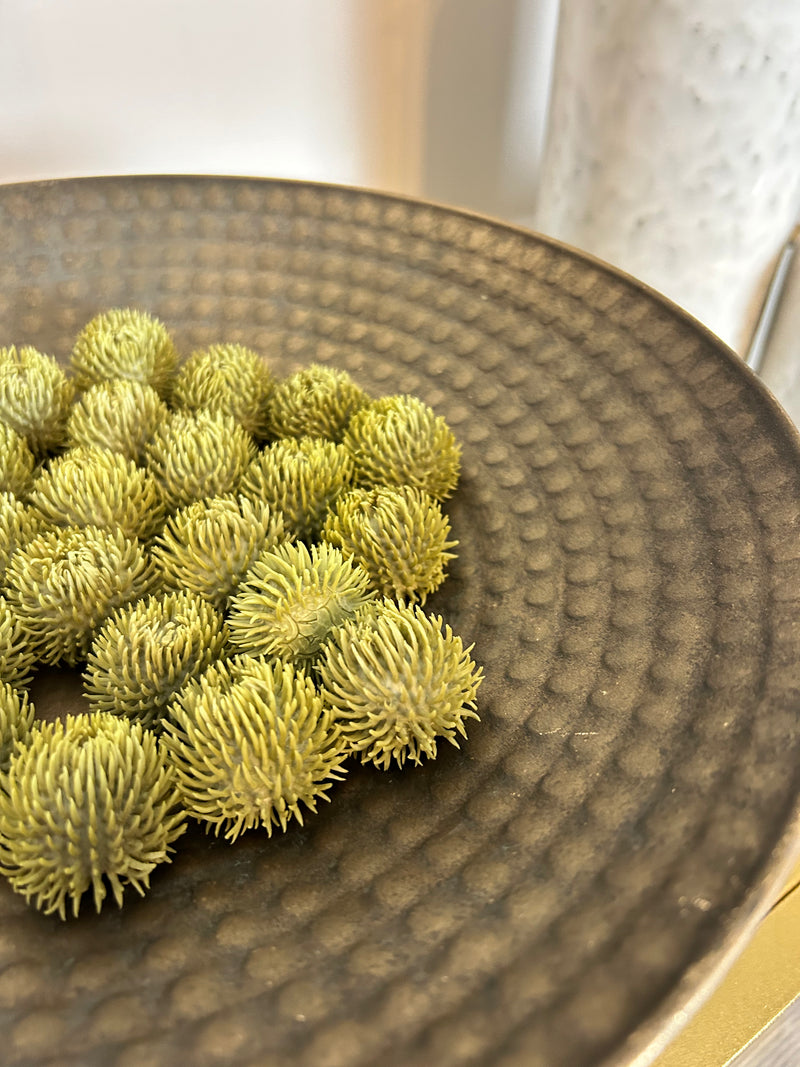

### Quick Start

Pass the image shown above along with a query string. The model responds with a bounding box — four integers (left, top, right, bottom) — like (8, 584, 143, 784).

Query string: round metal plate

(1, 176, 799, 1067)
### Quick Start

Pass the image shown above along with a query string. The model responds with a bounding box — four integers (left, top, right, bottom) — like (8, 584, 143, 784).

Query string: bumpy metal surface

(1, 176, 800, 1067)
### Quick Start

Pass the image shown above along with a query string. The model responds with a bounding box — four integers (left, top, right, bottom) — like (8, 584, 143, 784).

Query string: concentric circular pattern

(0, 177, 799, 1067)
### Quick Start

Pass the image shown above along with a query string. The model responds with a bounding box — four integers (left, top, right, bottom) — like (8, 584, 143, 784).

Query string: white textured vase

(535, 0, 800, 351)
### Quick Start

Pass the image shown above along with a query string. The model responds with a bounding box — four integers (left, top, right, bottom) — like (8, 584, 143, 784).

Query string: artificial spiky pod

(227, 540, 375, 664)
(342, 394, 461, 501)
(0, 597, 38, 689)
(29, 446, 165, 541)
(162, 655, 347, 840)
(66, 379, 169, 463)
(0, 423, 36, 498)
(145, 410, 256, 513)
(239, 436, 353, 541)
(83, 590, 228, 729)
(0, 491, 42, 588)
(267, 364, 369, 442)
(171, 344, 275, 440)
(5, 525, 157, 667)
(0, 681, 34, 772)
(318, 599, 483, 769)
(70, 308, 179, 398)
(152, 495, 290, 609)
(0, 345, 74, 455)
(322, 485, 457, 604)
(0, 713, 186, 918)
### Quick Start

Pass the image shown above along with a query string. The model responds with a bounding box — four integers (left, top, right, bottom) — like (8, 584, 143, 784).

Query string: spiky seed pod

(70, 308, 179, 398)
(145, 410, 257, 513)
(162, 655, 347, 840)
(6, 525, 157, 667)
(0, 682, 34, 773)
(0, 597, 38, 689)
(0, 345, 73, 455)
(83, 591, 228, 729)
(171, 344, 275, 440)
(0, 423, 36, 498)
(267, 364, 369, 442)
(0, 492, 42, 588)
(152, 495, 290, 609)
(66, 379, 169, 463)
(322, 485, 458, 604)
(342, 394, 461, 501)
(29, 446, 165, 541)
(239, 436, 353, 541)
(0, 713, 186, 918)
(227, 541, 375, 664)
(319, 599, 483, 769)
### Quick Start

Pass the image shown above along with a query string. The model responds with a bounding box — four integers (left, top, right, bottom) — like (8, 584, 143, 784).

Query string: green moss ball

(0, 345, 74, 455)
(0, 713, 186, 918)
(267, 364, 369, 442)
(70, 308, 179, 398)
(342, 394, 461, 500)
(227, 540, 375, 664)
(162, 656, 346, 840)
(153, 495, 290, 609)
(322, 485, 457, 604)
(240, 436, 353, 541)
(319, 599, 483, 769)
(171, 344, 274, 440)
(5, 525, 157, 667)
(0, 492, 42, 589)
(145, 410, 256, 513)
(66, 379, 169, 463)
(29, 446, 165, 541)
(0, 424, 36, 498)
(0, 597, 38, 689)
(0, 681, 35, 773)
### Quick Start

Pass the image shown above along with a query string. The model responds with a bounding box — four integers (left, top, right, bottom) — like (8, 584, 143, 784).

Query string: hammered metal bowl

(1, 176, 799, 1067)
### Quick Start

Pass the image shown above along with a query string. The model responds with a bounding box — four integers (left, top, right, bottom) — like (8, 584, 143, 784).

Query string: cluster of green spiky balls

(0, 308, 482, 919)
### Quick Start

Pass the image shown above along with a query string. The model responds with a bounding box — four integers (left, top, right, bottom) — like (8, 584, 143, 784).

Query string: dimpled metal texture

(1, 176, 800, 1067)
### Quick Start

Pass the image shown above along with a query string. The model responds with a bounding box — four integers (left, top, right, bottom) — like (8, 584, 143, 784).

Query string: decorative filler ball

(145, 410, 257, 513)
(153, 495, 290, 609)
(0, 423, 36, 498)
(29, 446, 165, 541)
(240, 435, 354, 541)
(162, 656, 347, 840)
(227, 540, 375, 664)
(343, 393, 461, 500)
(0, 681, 35, 772)
(0, 597, 38, 689)
(322, 485, 457, 604)
(70, 307, 179, 398)
(0, 491, 41, 587)
(171, 343, 274, 440)
(0, 713, 186, 918)
(66, 379, 169, 463)
(5, 525, 157, 667)
(267, 364, 369, 442)
(83, 591, 228, 730)
(319, 599, 483, 769)
(0, 345, 74, 455)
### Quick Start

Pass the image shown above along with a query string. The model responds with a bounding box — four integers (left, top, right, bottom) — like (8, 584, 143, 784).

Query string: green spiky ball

(29, 446, 165, 541)
(343, 394, 461, 500)
(83, 591, 228, 729)
(227, 540, 375, 664)
(0, 597, 38, 689)
(66, 379, 169, 463)
(162, 656, 346, 840)
(145, 410, 257, 513)
(319, 600, 483, 769)
(5, 525, 157, 666)
(0, 492, 41, 588)
(0, 713, 186, 918)
(171, 344, 274, 440)
(70, 308, 179, 398)
(152, 495, 290, 609)
(0, 682, 34, 773)
(267, 364, 369, 442)
(0, 424, 36, 498)
(0, 345, 74, 455)
(322, 485, 457, 604)
(240, 436, 353, 541)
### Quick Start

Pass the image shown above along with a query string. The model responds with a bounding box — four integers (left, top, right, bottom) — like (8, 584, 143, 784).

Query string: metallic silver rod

(745, 222, 800, 375)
